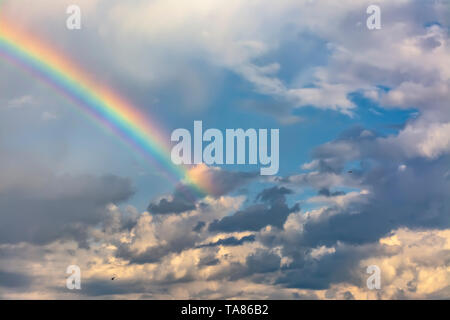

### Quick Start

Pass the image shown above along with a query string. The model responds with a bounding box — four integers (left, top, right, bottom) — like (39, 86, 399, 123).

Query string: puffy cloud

(147, 165, 258, 215)
(319, 228, 450, 299)
(116, 196, 245, 264)
(6, 0, 446, 119)
(147, 185, 197, 215)
(1, 197, 449, 299)
(209, 187, 300, 233)
(197, 235, 256, 248)
(383, 121, 450, 159)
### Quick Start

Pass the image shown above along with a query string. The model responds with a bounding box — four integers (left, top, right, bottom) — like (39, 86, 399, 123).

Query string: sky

(0, 0, 449, 299)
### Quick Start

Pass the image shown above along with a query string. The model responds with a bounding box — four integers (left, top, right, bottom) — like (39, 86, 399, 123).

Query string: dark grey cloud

(299, 137, 450, 248)
(0, 174, 134, 245)
(147, 197, 196, 214)
(275, 243, 381, 290)
(148, 185, 197, 214)
(207, 249, 283, 283)
(193, 221, 206, 232)
(0, 270, 32, 288)
(203, 169, 259, 198)
(256, 186, 292, 203)
(209, 187, 299, 233)
(246, 250, 281, 274)
(318, 188, 346, 197)
(197, 235, 255, 248)
(198, 254, 221, 267)
(208, 205, 277, 232)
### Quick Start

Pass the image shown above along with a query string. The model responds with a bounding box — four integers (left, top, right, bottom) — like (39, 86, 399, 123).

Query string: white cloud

(382, 122, 450, 159)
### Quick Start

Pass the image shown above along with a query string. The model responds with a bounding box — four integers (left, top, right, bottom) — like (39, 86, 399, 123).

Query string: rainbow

(0, 17, 207, 196)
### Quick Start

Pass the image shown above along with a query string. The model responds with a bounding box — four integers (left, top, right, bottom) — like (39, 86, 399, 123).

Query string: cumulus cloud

(116, 196, 245, 264)
(1, 0, 450, 300)
(147, 165, 258, 215)
(147, 184, 197, 215)
(196, 235, 256, 249)
(209, 187, 300, 233)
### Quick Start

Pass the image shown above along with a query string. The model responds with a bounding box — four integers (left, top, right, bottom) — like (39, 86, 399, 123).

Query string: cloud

(116, 196, 244, 264)
(283, 137, 450, 250)
(1, 0, 450, 300)
(0, 172, 134, 245)
(254, 120, 450, 293)
(187, 165, 259, 198)
(1, 205, 449, 299)
(0, 270, 32, 288)
(275, 242, 379, 290)
(383, 121, 450, 159)
(1, 0, 449, 122)
(147, 166, 258, 215)
(147, 185, 197, 215)
(209, 187, 300, 232)
(197, 235, 256, 248)
(256, 186, 293, 204)
(318, 188, 346, 197)
(246, 249, 282, 274)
